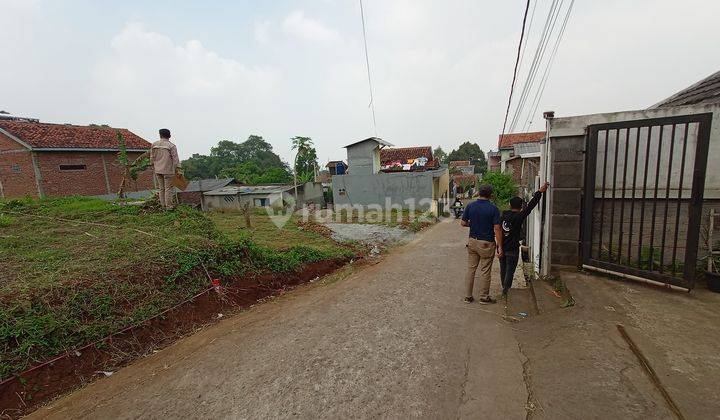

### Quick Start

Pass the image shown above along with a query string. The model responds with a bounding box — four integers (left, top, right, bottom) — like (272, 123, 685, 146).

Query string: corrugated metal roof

(343, 137, 394, 148)
(513, 141, 541, 155)
(650, 70, 720, 108)
(183, 178, 236, 192)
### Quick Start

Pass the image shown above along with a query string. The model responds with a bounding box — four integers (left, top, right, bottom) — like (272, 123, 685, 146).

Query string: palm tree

(291, 136, 314, 207)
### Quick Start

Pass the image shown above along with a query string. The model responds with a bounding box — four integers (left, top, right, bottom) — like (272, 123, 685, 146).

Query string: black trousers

(499, 254, 519, 293)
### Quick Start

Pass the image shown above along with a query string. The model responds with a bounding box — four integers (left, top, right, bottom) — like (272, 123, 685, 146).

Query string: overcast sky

(2, 0, 719, 164)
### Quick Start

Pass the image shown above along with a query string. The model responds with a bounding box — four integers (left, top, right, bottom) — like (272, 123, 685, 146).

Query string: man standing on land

(150, 128, 180, 209)
(499, 182, 549, 298)
(460, 185, 503, 304)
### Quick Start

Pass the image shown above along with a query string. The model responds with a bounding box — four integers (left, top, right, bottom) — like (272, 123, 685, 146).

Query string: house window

(59, 164, 87, 171)
(254, 198, 268, 207)
(223, 195, 235, 203)
(11, 164, 21, 173)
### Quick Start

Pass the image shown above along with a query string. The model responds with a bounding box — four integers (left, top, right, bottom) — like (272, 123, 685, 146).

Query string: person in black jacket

(499, 182, 549, 297)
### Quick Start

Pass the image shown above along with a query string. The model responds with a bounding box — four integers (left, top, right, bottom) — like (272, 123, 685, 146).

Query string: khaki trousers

(155, 174, 174, 208)
(465, 238, 496, 298)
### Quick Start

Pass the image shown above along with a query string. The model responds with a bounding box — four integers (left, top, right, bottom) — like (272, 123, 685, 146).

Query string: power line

(359, 0, 377, 136)
(509, 0, 563, 132)
(500, 0, 533, 140)
(515, 0, 538, 81)
(508, 0, 564, 132)
(523, 0, 574, 131)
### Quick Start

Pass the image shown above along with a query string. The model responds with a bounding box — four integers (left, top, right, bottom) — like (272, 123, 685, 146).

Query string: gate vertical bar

(671, 123, 689, 275)
(648, 125, 665, 271)
(608, 129, 620, 260)
(598, 130, 610, 260)
(617, 128, 630, 263)
(582, 128, 599, 263)
(659, 124, 676, 271)
(684, 114, 713, 288)
(627, 127, 641, 263)
(637, 126, 653, 268)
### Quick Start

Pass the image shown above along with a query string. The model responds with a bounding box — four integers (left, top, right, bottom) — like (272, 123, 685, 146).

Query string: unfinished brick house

(0, 119, 154, 198)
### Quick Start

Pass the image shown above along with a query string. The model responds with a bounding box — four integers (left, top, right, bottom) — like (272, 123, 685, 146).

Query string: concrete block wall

(548, 135, 585, 267)
(546, 104, 720, 275)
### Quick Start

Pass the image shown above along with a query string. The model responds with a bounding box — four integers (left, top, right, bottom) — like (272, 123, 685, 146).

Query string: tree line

(182, 135, 318, 185)
(182, 136, 490, 184)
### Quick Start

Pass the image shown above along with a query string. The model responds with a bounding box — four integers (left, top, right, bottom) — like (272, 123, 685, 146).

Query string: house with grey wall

(332, 137, 449, 214)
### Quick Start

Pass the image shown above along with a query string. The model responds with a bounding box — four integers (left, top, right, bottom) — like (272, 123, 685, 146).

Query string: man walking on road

(460, 184, 503, 304)
(150, 128, 180, 209)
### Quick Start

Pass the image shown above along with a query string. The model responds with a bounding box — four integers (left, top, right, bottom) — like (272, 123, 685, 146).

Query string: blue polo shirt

(461, 199, 501, 241)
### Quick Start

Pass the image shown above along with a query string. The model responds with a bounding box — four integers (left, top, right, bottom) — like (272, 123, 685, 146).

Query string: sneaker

(478, 296, 497, 305)
(463, 296, 475, 303)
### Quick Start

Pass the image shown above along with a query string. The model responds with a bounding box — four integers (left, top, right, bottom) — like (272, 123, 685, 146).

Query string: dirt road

(31, 219, 529, 419)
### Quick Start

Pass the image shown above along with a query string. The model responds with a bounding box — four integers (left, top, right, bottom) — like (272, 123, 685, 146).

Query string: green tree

(448, 141, 487, 174)
(479, 170, 517, 208)
(291, 136, 318, 180)
(182, 135, 291, 181)
(221, 161, 290, 185)
(433, 146, 448, 164)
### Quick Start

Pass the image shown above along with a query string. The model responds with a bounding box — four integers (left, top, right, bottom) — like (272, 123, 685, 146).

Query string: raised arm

(520, 182, 549, 218)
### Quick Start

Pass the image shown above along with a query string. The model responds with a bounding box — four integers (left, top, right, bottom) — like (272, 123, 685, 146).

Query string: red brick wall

(0, 132, 37, 197)
(36, 151, 154, 197)
(0, 131, 155, 198)
(99, 152, 155, 195)
(177, 191, 202, 206)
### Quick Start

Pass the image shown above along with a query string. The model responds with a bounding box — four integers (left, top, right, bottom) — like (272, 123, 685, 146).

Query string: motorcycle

(452, 201, 464, 219)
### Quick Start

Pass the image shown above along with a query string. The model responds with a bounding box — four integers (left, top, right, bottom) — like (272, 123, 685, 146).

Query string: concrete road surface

(31, 218, 529, 419)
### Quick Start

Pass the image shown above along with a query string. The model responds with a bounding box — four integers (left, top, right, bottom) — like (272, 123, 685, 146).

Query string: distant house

(497, 131, 545, 168)
(332, 137, 449, 214)
(176, 178, 239, 208)
(343, 137, 394, 175)
(502, 141, 541, 196)
(316, 171, 332, 184)
(202, 182, 324, 211)
(0, 119, 153, 198)
(326, 160, 347, 175)
(449, 160, 475, 175)
(487, 151, 501, 172)
(650, 69, 720, 108)
(494, 131, 545, 194)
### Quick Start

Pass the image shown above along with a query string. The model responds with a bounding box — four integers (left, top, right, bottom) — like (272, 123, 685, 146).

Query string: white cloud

(282, 10, 341, 44)
(254, 20, 271, 44)
(90, 22, 281, 157)
(2, 1, 720, 164)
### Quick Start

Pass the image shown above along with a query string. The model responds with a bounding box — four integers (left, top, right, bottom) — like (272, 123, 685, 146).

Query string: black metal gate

(581, 113, 712, 289)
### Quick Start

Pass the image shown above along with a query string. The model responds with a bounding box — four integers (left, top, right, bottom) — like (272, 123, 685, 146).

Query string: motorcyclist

(452, 197, 464, 218)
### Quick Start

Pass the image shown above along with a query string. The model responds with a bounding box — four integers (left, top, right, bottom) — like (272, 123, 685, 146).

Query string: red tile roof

(0, 121, 151, 150)
(380, 146, 433, 165)
(498, 131, 545, 149)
